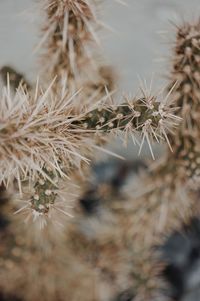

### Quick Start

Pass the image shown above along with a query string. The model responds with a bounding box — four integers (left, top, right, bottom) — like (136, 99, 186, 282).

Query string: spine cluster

(0, 81, 177, 188)
(168, 21, 200, 183)
(1, 1, 200, 301)
(41, 0, 110, 93)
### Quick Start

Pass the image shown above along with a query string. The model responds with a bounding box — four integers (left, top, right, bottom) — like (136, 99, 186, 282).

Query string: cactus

(0, 1, 199, 301)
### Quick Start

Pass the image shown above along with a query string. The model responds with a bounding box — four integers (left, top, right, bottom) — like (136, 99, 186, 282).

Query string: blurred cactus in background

(0, 1, 200, 301)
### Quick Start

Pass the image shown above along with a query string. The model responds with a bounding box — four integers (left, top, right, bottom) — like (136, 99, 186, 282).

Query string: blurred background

(0, 0, 200, 92)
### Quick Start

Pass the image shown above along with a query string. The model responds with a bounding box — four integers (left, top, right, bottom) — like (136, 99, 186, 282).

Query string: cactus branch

(166, 20, 200, 183)
(40, 0, 102, 90)
(0, 81, 179, 187)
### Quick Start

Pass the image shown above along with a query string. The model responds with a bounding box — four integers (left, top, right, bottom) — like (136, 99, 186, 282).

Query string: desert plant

(0, 1, 199, 301)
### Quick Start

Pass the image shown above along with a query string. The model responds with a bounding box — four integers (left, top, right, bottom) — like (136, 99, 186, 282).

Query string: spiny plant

(86, 19, 200, 301)
(0, 1, 197, 301)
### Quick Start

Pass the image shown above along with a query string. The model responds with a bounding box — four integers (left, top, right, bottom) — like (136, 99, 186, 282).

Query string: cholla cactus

(88, 19, 200, 301)
(40, 0, 115, 95)
(41, 0, 98, 78)
(0, 78, 177, 224)
(0, 1, 199, 301)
